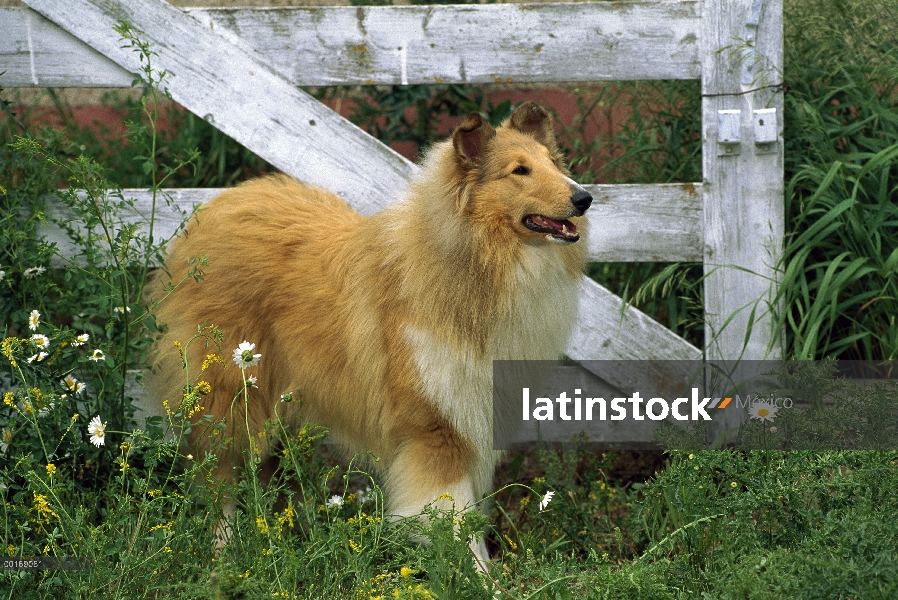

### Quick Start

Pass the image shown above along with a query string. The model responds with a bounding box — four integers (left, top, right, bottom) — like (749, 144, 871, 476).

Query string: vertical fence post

(702, 0, 784, 433)
(702, 0, 784, 360)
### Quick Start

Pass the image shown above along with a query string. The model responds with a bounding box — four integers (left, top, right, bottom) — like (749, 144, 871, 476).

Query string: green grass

(3, 1, 898, 597)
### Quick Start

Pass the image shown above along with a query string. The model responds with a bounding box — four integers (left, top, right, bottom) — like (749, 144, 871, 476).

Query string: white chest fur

(403, 245, 580, 456)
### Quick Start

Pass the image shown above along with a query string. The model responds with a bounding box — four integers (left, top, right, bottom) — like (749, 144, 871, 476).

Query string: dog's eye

(511, 165, 531, 176)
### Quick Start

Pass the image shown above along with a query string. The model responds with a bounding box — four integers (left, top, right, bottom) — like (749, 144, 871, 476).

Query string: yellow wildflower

(279, 505, 295, 530)
(2, 337, 19, 367)
(149, 521, 174, 533)
(33, 493, 59, 522)
(46, 463, 56, 477)
(256, 516, 269, 535)
(201, 354, 223, 371)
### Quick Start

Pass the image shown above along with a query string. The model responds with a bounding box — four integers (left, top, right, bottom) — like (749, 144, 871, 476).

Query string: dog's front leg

(383, 433, 493, 573)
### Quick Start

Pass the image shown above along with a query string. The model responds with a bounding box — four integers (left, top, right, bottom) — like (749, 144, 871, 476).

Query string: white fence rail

(1, 3, 701, 88)
(38, 183, 704, 265)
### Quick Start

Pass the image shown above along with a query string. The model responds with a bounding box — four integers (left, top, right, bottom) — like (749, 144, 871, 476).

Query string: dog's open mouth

(523, 215, 580, 242)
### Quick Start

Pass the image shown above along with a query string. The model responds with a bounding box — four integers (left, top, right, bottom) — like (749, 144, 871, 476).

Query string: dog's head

(450, 102, 591, 245)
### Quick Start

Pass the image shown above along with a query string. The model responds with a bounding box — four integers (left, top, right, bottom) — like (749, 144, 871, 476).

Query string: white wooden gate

(1, 0, 784, 444)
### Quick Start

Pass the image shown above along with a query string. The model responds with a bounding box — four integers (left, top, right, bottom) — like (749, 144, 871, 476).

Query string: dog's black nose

(571, 190, 592, 213)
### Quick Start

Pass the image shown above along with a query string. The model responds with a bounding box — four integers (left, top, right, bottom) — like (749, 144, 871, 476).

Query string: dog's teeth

(562, 223, 568, 234)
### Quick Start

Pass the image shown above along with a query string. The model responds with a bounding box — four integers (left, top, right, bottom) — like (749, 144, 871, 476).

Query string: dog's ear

(506, 101, 557, 153)
(452, 112, 496, 167)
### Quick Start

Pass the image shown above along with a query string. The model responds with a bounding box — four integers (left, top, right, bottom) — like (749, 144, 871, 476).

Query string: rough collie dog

(149, 101, 591, 569)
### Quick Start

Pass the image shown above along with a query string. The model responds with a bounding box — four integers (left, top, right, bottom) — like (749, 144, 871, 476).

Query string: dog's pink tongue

(532, 215, 577, 235)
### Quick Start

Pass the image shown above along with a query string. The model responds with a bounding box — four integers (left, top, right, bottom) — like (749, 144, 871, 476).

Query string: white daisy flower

(87, 415, 106, 447)
(31, 334, 49, 349)
(246, 375, 258, 388)
(233, 341, 261, 368)
(89, 349, 105, 362)
(73, 382, 87, 395)
(74, 334, 89, 346)
(1, 428, 11, 453)
(23, 266, 46, 279)
(29, 310, 40, 331)
(0, 269, 5, 283)
(326, 494, 344, 508)
(28, 352, 48, 363)
(748, 400, 778, 422)
(539, 490, 555, 511)
(113, 306, 131, 314)
(62, 375, 80, 392)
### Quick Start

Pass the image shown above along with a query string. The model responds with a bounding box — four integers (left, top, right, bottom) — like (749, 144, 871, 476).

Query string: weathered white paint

(36, 189, 216, 267)
(186, 2, 701, 86)
(21, 0, 417, 216)
(566, 276, 702, 394)
(701, 0, 783, 362)
(1, 2, 700, 88)
(0, 7, 135, 88)
(38, 183, 704, 264)
(586, 183, 703, 262)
